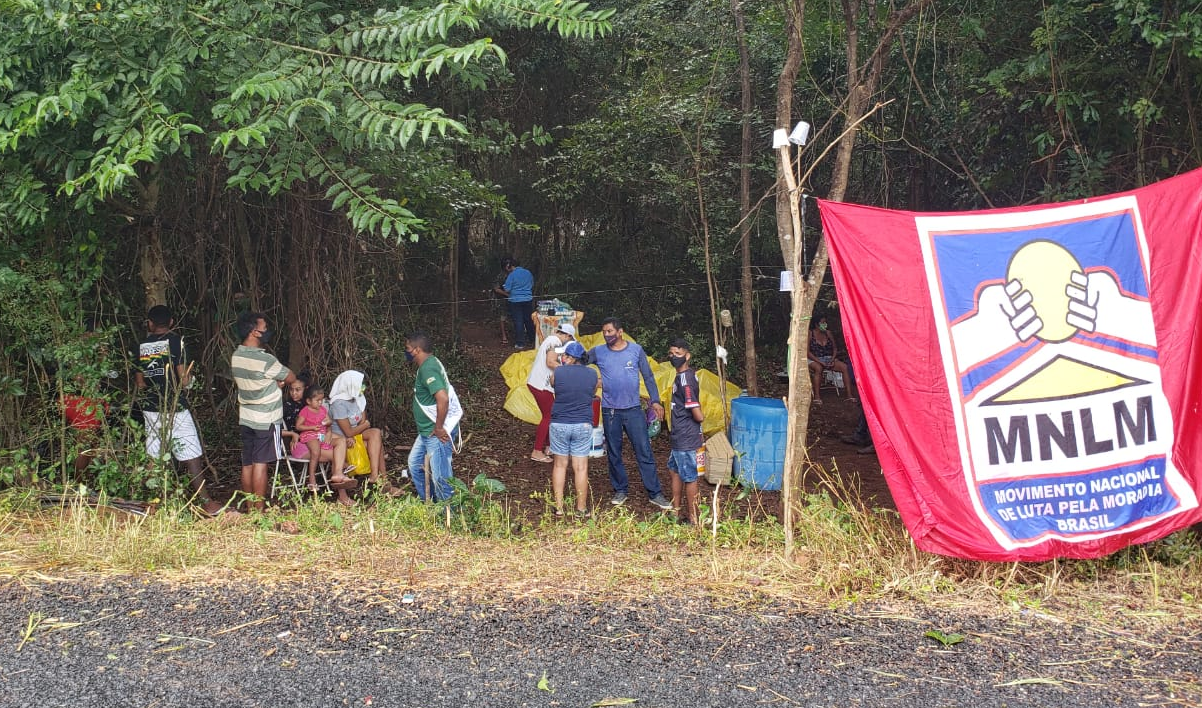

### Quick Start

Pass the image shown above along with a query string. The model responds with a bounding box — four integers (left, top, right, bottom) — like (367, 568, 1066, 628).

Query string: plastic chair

(821, 369, 846, 397)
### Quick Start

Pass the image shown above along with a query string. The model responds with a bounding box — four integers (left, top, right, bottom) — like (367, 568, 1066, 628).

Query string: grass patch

(1, 458, 1200, 628)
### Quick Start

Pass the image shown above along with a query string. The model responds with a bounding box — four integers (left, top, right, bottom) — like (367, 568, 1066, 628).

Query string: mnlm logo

(917, 197, 1196, 550)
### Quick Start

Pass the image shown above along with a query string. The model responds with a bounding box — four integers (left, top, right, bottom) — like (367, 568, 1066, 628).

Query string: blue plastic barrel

(729, 397, 787, 491)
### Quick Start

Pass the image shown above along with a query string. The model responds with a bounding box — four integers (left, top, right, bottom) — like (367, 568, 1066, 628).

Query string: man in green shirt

(405, 332, 461, 501)
(231, 311, 296, 511)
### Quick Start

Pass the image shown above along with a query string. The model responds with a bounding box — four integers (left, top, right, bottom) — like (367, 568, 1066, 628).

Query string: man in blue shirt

(493, 257, 536, 348)
(589, 317, 673, 510)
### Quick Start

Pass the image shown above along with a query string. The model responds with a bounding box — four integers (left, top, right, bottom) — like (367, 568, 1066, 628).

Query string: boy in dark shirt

(666, 338, 705, 525)
(135, 305, 222, 515)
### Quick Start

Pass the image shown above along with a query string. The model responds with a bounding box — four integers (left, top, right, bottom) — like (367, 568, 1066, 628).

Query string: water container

(729, 397, 788, 491)
(589, 424, 606, 458)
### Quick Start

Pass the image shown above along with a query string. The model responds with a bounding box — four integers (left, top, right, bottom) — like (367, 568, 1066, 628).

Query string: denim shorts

(668, 449, 700, 483)
(550, 422, 592, 457)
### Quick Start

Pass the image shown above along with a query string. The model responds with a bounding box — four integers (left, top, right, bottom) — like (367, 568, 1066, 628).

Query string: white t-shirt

(526, 334, 565, 392)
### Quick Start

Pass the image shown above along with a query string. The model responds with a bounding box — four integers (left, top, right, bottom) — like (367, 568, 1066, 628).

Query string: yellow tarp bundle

(501, 333, 741, 437)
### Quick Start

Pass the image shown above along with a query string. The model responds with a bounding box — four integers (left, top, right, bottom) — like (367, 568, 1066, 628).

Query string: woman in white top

(328, 370, 400, 495)
(525, 323, 576, 462)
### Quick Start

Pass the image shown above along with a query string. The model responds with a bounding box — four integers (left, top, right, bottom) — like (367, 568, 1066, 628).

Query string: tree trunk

(732, 0, 758, 397)
(139, 215, 169, 309)
(778, 0, 933, 555)
(137, 166, 167, 309)
(774, 0, 810, 556)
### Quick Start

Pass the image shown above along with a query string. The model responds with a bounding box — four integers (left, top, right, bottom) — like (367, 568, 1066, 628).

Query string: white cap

(556, 323, 576, 337)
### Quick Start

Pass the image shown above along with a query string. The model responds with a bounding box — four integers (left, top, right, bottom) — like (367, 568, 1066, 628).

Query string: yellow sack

(500, 349, 536, 389)
(345, 434, 371, 475)
(696, 369, 742, 437)
(503, 382, 542, 425)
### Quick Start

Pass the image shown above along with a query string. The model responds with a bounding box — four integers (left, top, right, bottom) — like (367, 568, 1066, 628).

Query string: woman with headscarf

(328, 370, 397, 494)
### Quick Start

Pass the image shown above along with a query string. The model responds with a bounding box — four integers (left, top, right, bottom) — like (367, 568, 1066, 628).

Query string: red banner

(819, 169, 1202, 561)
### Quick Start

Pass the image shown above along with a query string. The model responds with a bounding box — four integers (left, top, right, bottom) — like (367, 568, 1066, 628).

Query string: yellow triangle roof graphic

(983, 355, 1148, 406)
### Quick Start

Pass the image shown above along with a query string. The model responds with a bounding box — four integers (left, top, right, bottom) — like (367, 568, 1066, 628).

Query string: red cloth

(63, 395, 107, 430)
(819, 168, 1202, 561)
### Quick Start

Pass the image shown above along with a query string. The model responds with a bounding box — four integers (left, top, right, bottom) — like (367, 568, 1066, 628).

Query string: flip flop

(530, 453, 553, 463)
(329, 477, 359, 491)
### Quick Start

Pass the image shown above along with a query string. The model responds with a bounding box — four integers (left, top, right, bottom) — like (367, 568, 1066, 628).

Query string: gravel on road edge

(1, 575, 1199, 707)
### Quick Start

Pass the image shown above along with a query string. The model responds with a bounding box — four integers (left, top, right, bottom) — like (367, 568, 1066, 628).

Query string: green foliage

(445, 472, 509, 535)
(0, 0, 614, 243)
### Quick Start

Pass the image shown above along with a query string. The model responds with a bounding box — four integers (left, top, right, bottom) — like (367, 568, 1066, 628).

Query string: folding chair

(271, 454, 332, 497)
(821, 369, 846, 397)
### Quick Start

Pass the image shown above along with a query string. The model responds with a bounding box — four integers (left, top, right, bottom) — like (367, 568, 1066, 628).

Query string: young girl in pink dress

(291, 385, 356, 504)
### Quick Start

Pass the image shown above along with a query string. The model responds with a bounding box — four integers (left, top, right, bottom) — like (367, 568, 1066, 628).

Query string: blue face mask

(404, 350, 415, 363)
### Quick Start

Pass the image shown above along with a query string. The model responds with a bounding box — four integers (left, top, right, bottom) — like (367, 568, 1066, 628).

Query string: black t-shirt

(138, 332, 188, 412)
(669, 368, 703, 450)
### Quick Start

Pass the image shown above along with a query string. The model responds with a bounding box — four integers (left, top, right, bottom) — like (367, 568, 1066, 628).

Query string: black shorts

(240, 424, 282, 466)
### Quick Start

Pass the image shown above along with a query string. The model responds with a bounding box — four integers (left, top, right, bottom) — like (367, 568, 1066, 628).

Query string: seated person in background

(328, 369, 399, 494)
(292, 384, 354, 504)
(281, 379, 306, 450)
(808, 315, 857, 405)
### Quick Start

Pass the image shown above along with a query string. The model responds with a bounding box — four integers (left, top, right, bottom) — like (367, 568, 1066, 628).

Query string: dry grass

(1, 484, 1200, 630)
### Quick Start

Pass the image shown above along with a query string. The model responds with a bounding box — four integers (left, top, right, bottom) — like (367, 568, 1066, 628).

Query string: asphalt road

(1, 576, 1199, 707)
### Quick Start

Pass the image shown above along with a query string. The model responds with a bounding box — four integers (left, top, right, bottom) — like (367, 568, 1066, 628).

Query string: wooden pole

(778, 143, 808, 558)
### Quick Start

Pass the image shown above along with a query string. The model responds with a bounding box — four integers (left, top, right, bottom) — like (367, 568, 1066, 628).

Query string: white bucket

(589, 424, 606, 457)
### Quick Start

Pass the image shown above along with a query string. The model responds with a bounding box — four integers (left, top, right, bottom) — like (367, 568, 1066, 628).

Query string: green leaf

(924, 629, 965, 647)
(536, 671, 552, 692)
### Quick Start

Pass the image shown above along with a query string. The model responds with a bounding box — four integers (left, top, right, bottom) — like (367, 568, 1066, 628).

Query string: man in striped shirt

(231, 311, 296, 511)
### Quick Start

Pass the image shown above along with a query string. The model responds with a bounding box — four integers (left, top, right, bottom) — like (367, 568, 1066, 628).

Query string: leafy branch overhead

(0, 0, 613, 241)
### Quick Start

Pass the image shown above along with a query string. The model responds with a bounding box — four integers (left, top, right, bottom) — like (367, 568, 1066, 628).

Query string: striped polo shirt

(231, 345, 290, 430)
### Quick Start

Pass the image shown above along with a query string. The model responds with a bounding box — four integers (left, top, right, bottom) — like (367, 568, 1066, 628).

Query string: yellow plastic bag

(345, 434, 370, 475)
(503, 383, 542, 425)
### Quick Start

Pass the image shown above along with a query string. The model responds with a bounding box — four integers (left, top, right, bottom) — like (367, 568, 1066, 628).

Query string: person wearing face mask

(231, 311, 296, 511)
(587, 317, 673, 510)
(666, 338, 705, 526)
(807, 314, 858, 405)
(526, 322, 577, 463)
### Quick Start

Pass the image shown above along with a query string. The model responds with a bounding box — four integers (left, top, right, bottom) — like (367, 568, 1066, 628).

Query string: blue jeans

(603, 406, 662, 497)
(408, 433, 455, 502)
(508, 300, 536, 346)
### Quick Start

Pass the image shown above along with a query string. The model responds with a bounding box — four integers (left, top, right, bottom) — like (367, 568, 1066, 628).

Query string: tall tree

(732, 0, 759, 396)
(0, 0, 614, 308)
(777, 0, 934, 553)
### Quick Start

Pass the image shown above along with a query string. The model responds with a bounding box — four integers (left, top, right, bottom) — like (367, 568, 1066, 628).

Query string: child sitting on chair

(292, 384, 355, 504)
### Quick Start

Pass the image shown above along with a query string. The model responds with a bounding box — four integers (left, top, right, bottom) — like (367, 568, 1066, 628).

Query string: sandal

(530, 453, 553, 463)
(329, 477, 359, 491)
(812, 398, 823, 406)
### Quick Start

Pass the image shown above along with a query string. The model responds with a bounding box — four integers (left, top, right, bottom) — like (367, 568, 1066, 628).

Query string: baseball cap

(556, 341, 586, 359)
(556, 323, 576, 337)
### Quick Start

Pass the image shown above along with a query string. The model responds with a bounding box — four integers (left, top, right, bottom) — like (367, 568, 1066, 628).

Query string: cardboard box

(705, 431, 735, 485)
